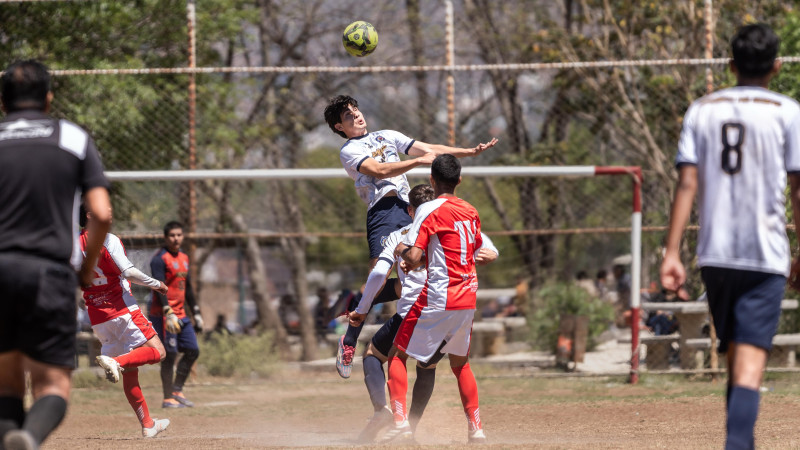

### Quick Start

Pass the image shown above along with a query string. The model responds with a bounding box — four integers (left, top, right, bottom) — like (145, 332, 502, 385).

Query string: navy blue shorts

(701, 266, 786, 353)
(366, 196, 411, 259)
(151, 316, 199, 353)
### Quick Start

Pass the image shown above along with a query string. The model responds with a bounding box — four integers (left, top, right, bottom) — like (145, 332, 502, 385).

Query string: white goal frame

(107, 165, 643, 383)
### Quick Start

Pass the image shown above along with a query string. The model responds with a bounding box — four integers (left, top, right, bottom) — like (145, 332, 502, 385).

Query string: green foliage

(527, 282, 614, 352)
(199, 332, 281, 378)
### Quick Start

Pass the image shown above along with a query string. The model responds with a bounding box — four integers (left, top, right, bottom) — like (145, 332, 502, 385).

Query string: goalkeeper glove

(193, 306, 204, 333)
(163, 306, 182, 334)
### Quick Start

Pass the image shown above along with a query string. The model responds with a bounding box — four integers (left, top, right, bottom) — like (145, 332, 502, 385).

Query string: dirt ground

(43, 366, 800, 449)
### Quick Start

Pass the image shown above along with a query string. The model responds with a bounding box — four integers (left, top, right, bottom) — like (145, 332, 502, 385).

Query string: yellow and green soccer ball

(342, 21, 378, 57)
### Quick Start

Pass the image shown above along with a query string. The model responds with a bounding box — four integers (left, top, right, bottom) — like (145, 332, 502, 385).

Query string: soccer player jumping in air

(661, 24, 800, 450)
(80, 208, 171, 438)
(324, 94, 498, 378)
(149, 221, 204, 409)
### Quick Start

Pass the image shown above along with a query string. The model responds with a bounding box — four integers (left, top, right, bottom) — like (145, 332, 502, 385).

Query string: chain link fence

(3, 1, 800, 370)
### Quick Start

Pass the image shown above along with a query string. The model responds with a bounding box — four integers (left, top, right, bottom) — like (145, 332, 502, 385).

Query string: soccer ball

(342, 21, 378, 57)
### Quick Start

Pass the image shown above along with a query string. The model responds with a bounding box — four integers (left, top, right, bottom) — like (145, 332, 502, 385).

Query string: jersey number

(454, 220, 476, 265)
(721, 123, 744, 175)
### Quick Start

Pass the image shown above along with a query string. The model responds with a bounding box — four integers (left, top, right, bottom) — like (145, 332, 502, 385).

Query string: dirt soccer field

(43, 366, 800, 449)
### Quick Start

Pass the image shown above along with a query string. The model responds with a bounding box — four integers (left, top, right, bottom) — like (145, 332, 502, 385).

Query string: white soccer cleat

(378, 420, 414, 443)
(357, 406, 394, 443)
(96, 355, 122, 383)
(468, 428, 487, 444)
(2, 429, 37, 450)
(142, 418, 170, 438)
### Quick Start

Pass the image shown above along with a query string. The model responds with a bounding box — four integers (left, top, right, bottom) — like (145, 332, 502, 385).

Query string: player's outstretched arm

(80, 187, 112, 288)
(407, 137, 498, 159)
(660, 165, 698, 291)
(358, 153, 435, 179)
(788, 174, 800, 292)
(349, 259, 394, 327)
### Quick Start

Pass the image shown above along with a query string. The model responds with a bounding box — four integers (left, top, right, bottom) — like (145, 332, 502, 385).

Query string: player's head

(324, 95, 366, 139)
(430, 154, 461, 194)
(407, 183, 435, 217)
(1, 60, 52, 113)
(79, 200, 112, 229)
(730, 24, 780, 81)
(163, 220, 184, 252)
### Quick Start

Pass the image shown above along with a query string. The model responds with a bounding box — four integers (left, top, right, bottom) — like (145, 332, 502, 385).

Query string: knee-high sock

(174, 348, 199, 392)
(161, 352, 177, 398)
(115, 346, 161, 369)
(363, 355, 387, 412)
(726, 386, 759, 450)
(22, 395, 67, 445)
(386, 355, 408, 424)
(409, 366, 436, 431)
(0, 396, 24, 439)
(452, 362, 481, 431)
(122, 369, 154, 428)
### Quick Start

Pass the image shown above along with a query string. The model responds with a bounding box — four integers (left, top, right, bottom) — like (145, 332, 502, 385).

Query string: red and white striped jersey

(403, 196, 483, 311)
(80, 230, 139, 325)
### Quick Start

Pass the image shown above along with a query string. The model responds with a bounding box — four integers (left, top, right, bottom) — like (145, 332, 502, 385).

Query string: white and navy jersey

(372, 225, 427, 317)
(676, 86, 800, 276)
(0, 110, 109, 267)
(339, 130, 415, 209)
(402, 196, 483, 311)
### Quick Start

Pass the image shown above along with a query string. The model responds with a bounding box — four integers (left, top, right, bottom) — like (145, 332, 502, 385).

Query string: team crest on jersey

(376, 136, 385, 142)
(173, 262, 179, 269)
(380, 235, 389, 247)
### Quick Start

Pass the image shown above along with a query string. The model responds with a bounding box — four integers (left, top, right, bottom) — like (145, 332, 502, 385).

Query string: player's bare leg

(1, 353, 71, 449)
(724, 342, 768, 449)
(450, 354, 485, 444)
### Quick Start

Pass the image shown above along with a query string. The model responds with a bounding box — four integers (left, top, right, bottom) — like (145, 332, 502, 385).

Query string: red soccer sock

(386, 355, 409, 424)
(114, 346, 160, 369)
(122, 369, 154, 429)
(452, 362, 481, 431)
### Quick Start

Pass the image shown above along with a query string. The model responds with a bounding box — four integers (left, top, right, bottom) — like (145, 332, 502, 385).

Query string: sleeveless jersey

(403, 196, 483, 311)
(149, 248, 190, 318)
(79, 231, 138, 325)
(676, 86, 800, 276)
(339, 130, 415, 209)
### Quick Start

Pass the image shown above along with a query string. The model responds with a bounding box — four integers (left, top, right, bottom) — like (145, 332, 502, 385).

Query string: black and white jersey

(0, 110, 109, 267)
(676, 86, 800, 276)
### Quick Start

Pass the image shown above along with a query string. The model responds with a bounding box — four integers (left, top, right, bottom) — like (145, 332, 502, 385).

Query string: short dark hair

(431, 154, 461, 192)
(163, 220, 183, 236)
(323, 95, 358, 139)
(408, 184, 435, 209)
(731, 24, 779, 78)
(1, 60, 51, 113)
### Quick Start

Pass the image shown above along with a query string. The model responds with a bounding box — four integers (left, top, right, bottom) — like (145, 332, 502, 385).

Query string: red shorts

(92, 308, 156, 357)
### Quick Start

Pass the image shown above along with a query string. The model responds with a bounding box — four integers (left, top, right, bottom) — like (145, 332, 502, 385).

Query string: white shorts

(92, 309, 156, 357)
(394, 307, 475, 362)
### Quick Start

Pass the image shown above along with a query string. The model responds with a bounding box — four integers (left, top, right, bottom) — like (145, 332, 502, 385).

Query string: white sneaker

(357, 406, 394, 443)
(142, 418, 170, 438)
(378, 420, 414, 443)
(96, 355, 122, 383)
(468, 428, 487, 444)
(3, 430, 37, 450)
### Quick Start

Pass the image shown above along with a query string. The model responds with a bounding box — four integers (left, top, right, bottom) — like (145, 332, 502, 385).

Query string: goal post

(106, 165, 643, 382)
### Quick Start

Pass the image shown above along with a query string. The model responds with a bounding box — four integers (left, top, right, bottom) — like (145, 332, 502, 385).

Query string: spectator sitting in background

(481, 299, 501, 318)
(645, 286, 690, 335)
(206, 314, 232, 341)
(575, 270, 599, 297)
(278, 294, 301, 335)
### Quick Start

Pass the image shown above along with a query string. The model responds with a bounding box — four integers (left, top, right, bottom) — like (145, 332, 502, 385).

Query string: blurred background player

(348, 183, 498, 442)
(0, 59, 112, 450)
(323, 94, 498, 378)
(149, 221, 204, 409)
(660, 24, 800, 450)
(79, 207, 170, 438)
(385, 154, 487, 444)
